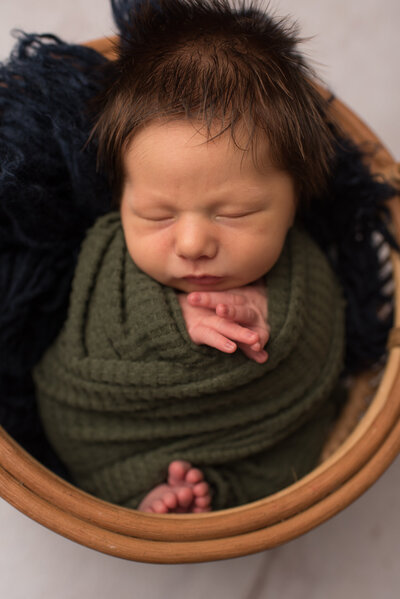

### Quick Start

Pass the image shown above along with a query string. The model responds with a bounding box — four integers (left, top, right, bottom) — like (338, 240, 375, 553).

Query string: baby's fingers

(188, 291, 246, 310)
(239, 343, 269, 364)
(190, 318, 259, 353)
(216, 303, 258, 325)
(249, 324, 271, 352)
(190, 325, 238, 353)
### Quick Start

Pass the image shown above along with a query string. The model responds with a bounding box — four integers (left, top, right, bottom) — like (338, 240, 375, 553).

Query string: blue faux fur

(0, 33, 111, 469)
(0, 0, 397, 471)
(302, 129, 397, 372)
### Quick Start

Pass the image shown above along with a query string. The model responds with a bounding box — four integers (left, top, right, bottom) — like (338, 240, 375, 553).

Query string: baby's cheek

(138, 233, 175, 282)
(241, 237, 279, 278)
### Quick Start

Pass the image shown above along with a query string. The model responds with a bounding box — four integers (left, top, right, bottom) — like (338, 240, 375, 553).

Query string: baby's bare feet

(138, 460, 212, 514)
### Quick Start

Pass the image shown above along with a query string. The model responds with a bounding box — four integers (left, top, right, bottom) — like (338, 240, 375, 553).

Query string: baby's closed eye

(215, 209, 261, 220)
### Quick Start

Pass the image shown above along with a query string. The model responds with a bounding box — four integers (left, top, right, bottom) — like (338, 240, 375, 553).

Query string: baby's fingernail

(217, 304, 229, 316)
(225, 341, 236, 351)
(251, 342, 261, 351)
(190, 292, 202, 303)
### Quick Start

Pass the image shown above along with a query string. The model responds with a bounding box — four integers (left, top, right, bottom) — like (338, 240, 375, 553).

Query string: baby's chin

(167, 276, 260, 293)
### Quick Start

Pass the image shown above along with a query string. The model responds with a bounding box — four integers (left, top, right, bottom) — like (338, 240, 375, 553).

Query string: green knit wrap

(34, 212, 345, 510)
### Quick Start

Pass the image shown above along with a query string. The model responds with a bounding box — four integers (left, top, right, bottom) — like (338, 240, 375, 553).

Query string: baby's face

(120, 120, 296, 292)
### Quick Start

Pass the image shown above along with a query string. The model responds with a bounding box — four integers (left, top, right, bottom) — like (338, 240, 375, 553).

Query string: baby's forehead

(124, 118, 273, 174)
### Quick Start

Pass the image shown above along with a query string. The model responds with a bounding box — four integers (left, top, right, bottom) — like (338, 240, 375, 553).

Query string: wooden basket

(1, 36, 400, 564)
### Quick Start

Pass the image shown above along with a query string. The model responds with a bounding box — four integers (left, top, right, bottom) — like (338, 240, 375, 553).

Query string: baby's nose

(175, 216, 217, 260)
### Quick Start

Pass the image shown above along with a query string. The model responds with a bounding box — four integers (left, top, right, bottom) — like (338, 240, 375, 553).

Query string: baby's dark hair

(92, 0, 335, 205)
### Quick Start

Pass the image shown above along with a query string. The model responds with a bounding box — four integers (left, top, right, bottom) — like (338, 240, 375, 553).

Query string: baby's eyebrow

(133, 190, 172, 203)
(213, 191, 268, 205)
(142, 196, 176, 208)
(142, 195, 266, 207)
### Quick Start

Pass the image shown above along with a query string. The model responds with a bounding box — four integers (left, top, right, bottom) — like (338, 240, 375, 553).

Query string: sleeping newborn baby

(33, 0, 345, 513)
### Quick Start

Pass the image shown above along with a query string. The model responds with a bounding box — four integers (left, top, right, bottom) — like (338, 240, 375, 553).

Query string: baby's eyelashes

(143, 214, 175, 223)
(214, 209, 261, 220)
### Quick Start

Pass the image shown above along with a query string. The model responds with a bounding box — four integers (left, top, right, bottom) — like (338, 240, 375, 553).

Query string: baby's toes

(163, 491, 178, 511)
(141, 506, 153, 513)
(193, 482, 212, 510)
(177, 486, 194, 509)
(185, 467, 204, 485)
(168, 460, 192, 484)
(193, 494, 211, 509)
(151, 499, 169, 514)
(193, 481, 210, 497)
(192, 505, 212, 513)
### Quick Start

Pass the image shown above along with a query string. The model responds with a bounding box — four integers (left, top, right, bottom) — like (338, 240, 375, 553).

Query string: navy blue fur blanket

(0, 33, 111, 470)
(0, 0, 397, 472)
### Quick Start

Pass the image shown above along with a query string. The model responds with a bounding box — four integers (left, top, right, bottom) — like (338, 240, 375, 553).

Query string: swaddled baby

(34, 0, 345, 513)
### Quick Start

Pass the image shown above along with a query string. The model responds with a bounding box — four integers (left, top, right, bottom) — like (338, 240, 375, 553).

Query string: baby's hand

(178, 280, 269, 363)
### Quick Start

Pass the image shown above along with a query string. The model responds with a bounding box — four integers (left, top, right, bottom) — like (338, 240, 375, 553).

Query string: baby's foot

(138, 460, 212, 514)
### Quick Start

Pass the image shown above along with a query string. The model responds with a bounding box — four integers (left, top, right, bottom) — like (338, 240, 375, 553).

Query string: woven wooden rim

(1, 35, 399, 564)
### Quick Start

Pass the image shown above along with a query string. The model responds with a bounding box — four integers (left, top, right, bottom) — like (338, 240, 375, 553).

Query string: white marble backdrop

(1, 1, 399, 598)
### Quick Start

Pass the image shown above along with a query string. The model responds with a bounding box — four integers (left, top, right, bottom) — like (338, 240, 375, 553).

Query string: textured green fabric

(34, 212, 345, 509)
